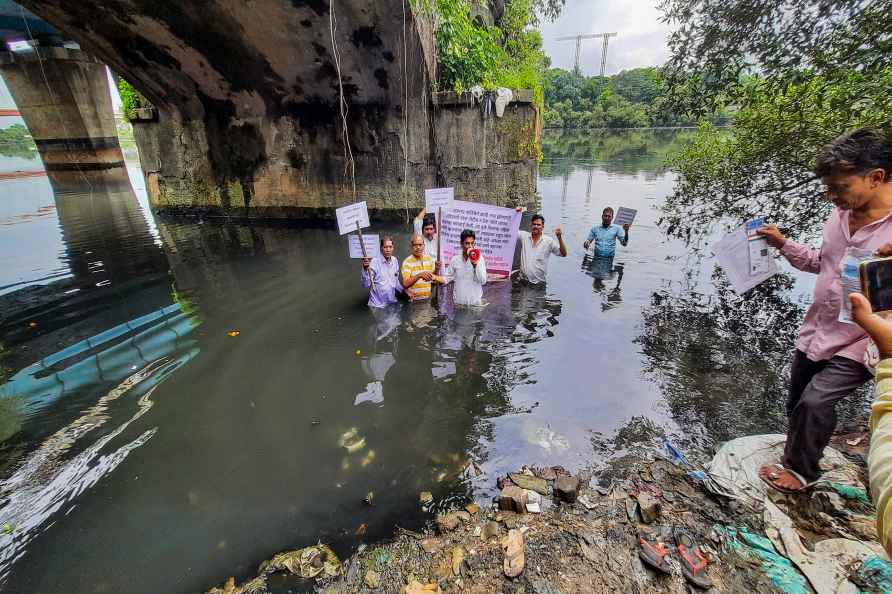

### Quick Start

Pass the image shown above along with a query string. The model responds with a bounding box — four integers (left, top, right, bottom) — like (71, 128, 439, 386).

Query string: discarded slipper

(638, 531, 671, 575)
(759, 463, 815, 494)
(673, 527, 713, 589)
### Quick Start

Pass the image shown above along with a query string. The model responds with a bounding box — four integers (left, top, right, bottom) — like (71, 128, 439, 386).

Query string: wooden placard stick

(432, 206, 442, 304)
(357, 221, 374, 282)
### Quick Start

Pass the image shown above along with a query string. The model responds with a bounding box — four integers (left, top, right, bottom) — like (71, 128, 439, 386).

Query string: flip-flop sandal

(638, 531, 671, 575)
(760, 463, 814, 495)
(673, 527, 713, 589)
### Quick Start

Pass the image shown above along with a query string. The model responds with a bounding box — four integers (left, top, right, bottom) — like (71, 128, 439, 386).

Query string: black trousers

(781, 349, 872, 482)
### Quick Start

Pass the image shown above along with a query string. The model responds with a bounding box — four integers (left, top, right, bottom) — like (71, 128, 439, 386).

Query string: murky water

(0, 128, 871, 593)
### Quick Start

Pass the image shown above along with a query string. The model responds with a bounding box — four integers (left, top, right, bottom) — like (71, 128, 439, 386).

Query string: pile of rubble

(205, 435, 892, 594)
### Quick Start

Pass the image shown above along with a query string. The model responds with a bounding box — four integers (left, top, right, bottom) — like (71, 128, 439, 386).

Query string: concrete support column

(0, 47, 123, 171)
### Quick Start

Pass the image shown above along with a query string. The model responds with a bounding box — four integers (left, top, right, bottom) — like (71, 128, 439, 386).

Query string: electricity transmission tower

(556, 32, 617, 78)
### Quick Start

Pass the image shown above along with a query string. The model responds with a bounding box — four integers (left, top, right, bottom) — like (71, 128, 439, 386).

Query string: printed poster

(440, 200, 522, 277)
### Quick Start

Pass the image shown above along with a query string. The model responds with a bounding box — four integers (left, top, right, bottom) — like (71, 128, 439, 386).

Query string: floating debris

(258, 543, 341, 579)
(338, 427, 367, 454)
(227, 330, 240, 337)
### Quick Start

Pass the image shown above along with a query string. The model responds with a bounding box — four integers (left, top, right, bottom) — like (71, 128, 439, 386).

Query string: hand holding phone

(860, 256, 892, 313)
(850, 292, 892, 358)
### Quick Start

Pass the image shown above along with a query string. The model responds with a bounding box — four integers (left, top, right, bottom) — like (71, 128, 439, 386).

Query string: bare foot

(759, 463, 806, 492)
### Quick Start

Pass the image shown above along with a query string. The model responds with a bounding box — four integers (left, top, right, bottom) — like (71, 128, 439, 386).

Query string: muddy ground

(204, 427, 883, 594)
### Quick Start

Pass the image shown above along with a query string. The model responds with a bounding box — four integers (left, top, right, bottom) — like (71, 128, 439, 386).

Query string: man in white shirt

(516, 213, 567, 284)
(412, 208, 439, 261)
(445, 229, 487, 305)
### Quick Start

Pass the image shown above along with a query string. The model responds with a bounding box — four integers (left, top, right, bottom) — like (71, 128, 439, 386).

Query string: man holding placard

(413, 188, 454, 262)
(361, 235, 403, 308)
(517, 213, 567, 284)
(413, 209, 440, 261)
(583, 207, 631, 257)
(754, 129, 892, 494)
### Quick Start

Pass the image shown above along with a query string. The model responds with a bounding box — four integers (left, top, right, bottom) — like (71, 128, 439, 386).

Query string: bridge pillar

(0, 47, 123, 172)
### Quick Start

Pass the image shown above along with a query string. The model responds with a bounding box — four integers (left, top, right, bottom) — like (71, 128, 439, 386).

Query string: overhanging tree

(658, 0, 892, 242)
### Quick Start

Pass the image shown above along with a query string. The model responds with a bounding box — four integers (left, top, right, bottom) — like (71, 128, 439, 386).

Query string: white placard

(744, 218, 770, 275)
(348, 234, 380, 259)
(614, 207, 637, 226)
(713, 224, 778, 294)
(336, 201, 370, 235)
(425, 187, 454, 211)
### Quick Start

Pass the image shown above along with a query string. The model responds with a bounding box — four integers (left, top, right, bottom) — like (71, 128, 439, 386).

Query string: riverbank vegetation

(0, 124, 36, 159)
(658, 0, 892, 243)
(542, 67, 730, 130)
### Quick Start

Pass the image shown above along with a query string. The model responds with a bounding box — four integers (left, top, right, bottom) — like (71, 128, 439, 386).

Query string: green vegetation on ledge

(117, 77, 148, 121)
(421, 0, 559, 108)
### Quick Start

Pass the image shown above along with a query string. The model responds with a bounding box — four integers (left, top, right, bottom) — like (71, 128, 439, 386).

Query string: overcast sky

(539, 0, 672, 76)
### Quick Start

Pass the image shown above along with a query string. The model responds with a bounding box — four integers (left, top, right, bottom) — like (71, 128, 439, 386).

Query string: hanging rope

(401, 0, 410, 222)
(328, 0, 357, 201)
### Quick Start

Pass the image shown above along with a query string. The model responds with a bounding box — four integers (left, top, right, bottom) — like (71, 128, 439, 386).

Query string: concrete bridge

(7, 0, 538, 217)
(0, 1, 124, 173)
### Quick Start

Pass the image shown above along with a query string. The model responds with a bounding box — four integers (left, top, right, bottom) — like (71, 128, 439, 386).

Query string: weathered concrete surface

(434, 90, 539, 206)
(0, 47, 123, 170)
(19, 0, 538, 218)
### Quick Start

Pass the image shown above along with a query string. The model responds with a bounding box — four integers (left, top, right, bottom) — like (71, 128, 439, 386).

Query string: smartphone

(860, 256, 892, 312)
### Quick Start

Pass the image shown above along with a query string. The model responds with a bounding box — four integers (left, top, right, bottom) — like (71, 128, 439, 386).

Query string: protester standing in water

(402, 234, 443, 301)
(361, 235, 403, 308)
(756, 128, 892, 493)
(445, 229, 487, 305)
(517, 214, 567, 284)
(413, 208, 439, 261)
(583, 207, 630, 256)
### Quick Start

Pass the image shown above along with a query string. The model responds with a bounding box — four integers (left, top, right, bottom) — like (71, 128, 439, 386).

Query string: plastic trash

(664, 441, 691, 466)
(715, 525, 810, 594)
(494, 87, 513, 117)
(851, 556, 892, 592)
(702, 434, 860, 503)
(763, 498, 883, 594)
(828, 482, 870, 504)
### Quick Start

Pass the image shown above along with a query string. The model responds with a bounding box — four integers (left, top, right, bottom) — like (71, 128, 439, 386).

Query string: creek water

(0, 128, 871, 593)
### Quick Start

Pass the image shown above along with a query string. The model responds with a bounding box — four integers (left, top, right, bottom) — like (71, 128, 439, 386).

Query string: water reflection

(0, 128, 829, 594)
(0, 353, 194, 583)
(634, 271, 868, 453)
(582, 254, 625, 310)
(0, 153, 192, 589)
(540, 128, 697, 178)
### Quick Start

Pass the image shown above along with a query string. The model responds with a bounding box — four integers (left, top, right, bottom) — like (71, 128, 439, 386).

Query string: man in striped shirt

(402, 234, 444, 301)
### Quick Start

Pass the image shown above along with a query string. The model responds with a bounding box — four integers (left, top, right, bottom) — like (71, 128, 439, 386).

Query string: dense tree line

(542, 67, 730, 129)
(0, 124, 36, 160)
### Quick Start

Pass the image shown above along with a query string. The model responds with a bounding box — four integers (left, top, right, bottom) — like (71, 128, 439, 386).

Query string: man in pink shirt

(757, 128, 892, 493)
